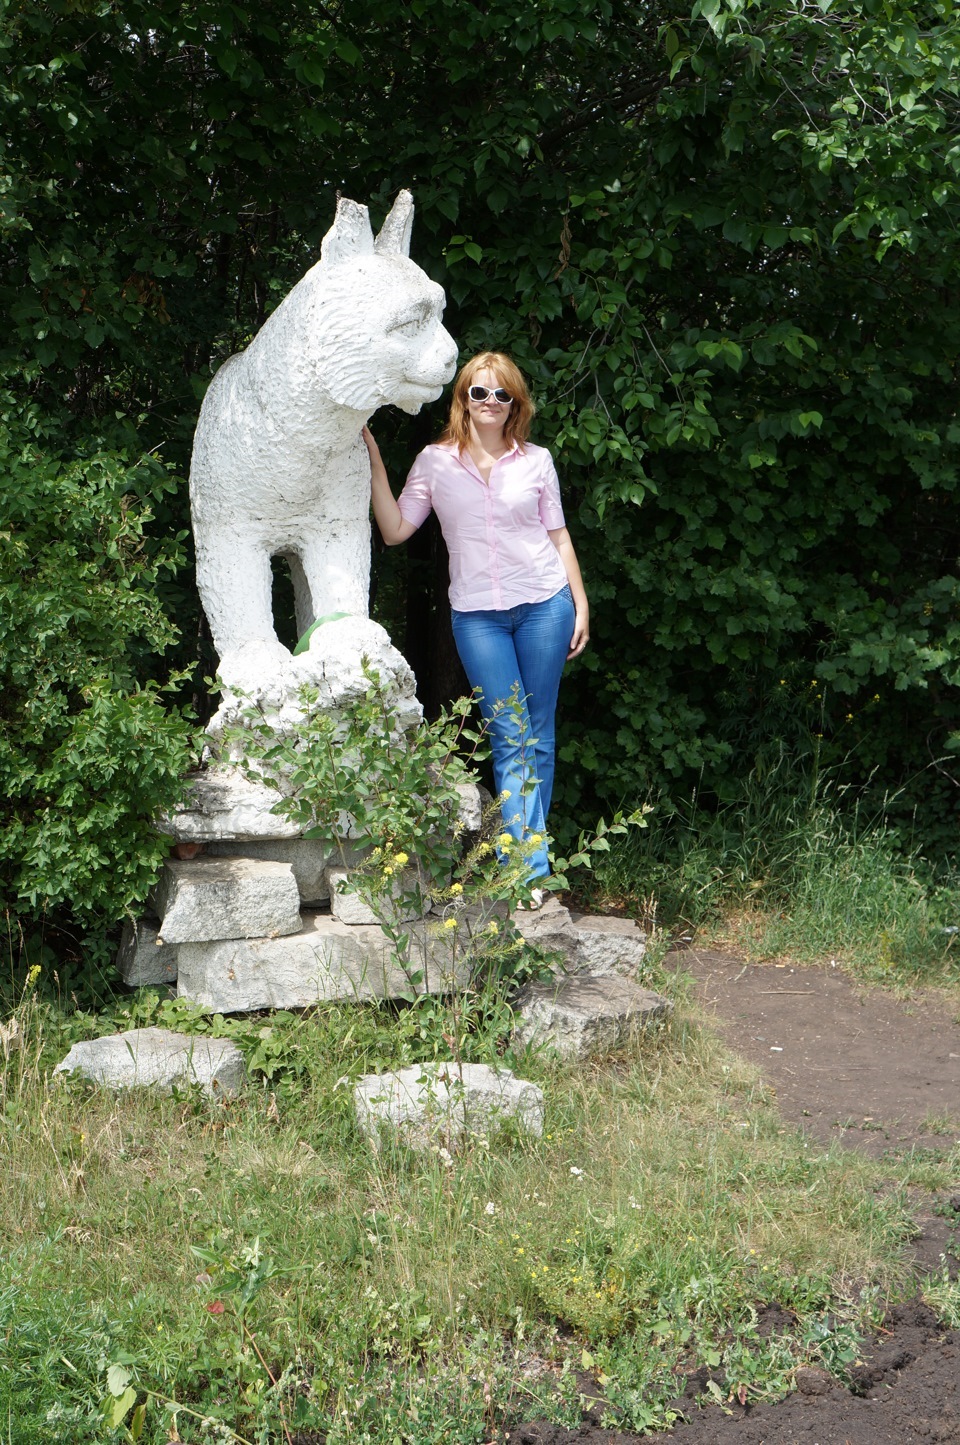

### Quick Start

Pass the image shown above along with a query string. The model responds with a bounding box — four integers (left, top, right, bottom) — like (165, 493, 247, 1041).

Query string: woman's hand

(568, 605, 590, 659)
(362, 424, 382, 465)
(547, 526, 590, 659)
(365, 425, 418, 546)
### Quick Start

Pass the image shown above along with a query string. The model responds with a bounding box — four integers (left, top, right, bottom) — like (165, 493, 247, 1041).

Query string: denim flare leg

(451, 584, 575, 880)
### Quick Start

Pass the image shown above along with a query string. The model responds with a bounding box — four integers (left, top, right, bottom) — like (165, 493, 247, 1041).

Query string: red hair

(437, 352, 535, 451)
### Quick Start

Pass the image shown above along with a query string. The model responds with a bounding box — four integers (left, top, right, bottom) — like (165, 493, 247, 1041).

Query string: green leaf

(106, 1386, 137, 1427)
(106, 1363, 132, 1397)
(335, 38, 362, 64)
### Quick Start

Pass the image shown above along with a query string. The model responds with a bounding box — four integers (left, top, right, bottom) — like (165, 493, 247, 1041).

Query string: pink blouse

(397, 440, 568, 611)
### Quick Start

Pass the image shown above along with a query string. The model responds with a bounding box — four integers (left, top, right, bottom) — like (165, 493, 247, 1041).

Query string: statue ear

(374, 190, 414, 257)
(320, 197, 375, 268)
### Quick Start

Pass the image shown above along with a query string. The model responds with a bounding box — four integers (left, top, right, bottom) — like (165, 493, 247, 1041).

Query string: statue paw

(216, 639, 293, 694)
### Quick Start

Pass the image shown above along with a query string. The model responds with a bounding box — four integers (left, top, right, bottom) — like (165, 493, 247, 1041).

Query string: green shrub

(0, 393, 194, 943)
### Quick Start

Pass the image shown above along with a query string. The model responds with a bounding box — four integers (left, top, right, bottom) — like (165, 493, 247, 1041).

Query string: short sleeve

(396, 449, 435, 529)
(538, 450, 566, 530)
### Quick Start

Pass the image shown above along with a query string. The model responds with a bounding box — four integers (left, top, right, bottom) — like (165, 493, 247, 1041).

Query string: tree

(3, 0, 960, 941)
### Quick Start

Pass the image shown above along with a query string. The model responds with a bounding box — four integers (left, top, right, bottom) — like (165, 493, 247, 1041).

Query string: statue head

(307, 191, 458, 416)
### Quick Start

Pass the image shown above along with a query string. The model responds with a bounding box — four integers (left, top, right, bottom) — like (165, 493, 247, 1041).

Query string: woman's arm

(363, 426, 418, 546)
(547, 526, 590, 659)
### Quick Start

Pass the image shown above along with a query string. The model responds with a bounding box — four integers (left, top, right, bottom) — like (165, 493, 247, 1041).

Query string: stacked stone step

(508, 897, 672, 1060)
(118, 764, 481, 1014)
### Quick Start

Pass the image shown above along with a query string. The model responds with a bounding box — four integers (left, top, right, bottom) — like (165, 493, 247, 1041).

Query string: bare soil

(511, 946, 960, 1444)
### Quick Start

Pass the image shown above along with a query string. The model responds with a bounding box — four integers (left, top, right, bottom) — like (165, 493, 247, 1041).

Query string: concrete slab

(54, 1027, 247, 1094)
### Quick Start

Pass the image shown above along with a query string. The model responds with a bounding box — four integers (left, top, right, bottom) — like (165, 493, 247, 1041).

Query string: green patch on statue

(294, 612, 351, 655)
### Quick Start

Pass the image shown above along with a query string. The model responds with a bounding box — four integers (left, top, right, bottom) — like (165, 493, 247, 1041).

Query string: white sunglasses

(467, 385, 513, 404)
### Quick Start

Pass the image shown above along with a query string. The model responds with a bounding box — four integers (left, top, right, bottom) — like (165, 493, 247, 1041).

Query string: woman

(364, 351, 589, 898)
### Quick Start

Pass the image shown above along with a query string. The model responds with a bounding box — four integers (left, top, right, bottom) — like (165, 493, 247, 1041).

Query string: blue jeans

(451, 585, 575, 879)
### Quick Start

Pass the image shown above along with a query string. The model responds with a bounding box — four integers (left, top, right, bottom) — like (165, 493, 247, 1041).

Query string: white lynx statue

(189, 190, 457, 673)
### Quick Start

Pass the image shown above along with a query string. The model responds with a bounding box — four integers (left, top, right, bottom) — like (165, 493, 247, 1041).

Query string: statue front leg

(297, 519, 372, 625)
(195, 528, 277, 659)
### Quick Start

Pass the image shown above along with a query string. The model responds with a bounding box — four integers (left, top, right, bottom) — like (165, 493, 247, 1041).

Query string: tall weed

(590, 771, 960, 983)
(754, 804, 959, 980)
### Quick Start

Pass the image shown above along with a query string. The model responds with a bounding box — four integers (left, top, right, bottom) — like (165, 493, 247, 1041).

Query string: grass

(1, 953, 954, 1444)
(586, 779, 960, 990)
(4, 770, 960, 1441)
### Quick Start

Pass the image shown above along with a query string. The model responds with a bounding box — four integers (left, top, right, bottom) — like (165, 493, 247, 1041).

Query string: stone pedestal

(176, 911, 469, 1013)
(121, 731, 485, 1012)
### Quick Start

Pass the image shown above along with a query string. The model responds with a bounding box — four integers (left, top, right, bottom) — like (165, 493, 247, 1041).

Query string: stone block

(207, 839, 367, 906)
(513, 898, 648, 976)
(54, 1027, 247, 1095)
(158, 765, 302, 843)
(153, 857, 301, 944)
(455, 781, 484, 834)
(116, 916, 179, 987)
(512, 975, 671, 1061)
(568, 911, 647, 976)
(352, 1061, 544, 1149)
(207, 619, 424, 745)
(176, 910, 475, 1013)
(326, 865, 431, 925)
(511, 895, 585, 968)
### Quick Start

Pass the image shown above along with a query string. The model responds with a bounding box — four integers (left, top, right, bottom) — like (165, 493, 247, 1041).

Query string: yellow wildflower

(394, 851, 409, 866)
(443, 917, 458, 931)
(450, 882, 463, 896)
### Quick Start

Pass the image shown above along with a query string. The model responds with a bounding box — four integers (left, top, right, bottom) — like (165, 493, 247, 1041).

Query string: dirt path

(513, 946, 960, 1444)
(515, 1299, 960, 1443)
(676, 946, 960, 1158)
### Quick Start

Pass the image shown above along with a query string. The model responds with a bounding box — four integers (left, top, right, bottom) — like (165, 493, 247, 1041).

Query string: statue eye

(389, 310, 430, 337)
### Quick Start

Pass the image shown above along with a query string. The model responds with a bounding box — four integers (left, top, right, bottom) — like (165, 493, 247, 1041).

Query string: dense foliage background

(3, 0, 960, 946)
